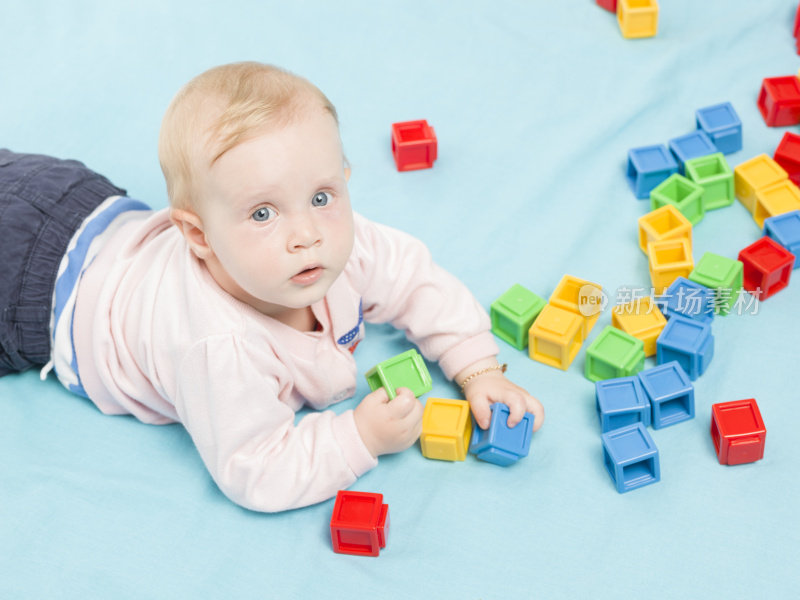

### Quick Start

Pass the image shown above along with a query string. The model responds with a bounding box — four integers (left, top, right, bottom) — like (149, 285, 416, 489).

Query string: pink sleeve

(173, 334, 377, 512)
(350, 214, 499, 380)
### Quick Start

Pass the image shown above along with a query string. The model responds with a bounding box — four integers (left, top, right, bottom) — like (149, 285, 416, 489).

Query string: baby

(0, 62, 544, 512)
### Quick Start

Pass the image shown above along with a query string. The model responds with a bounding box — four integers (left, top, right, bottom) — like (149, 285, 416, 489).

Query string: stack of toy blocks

(772, 132, 800, 185)
(585, 325, 645, 382)
(757, 75, 800, 127)
(764, 210, 800, 268)
(660, 277, 715, 323)
(656, 315, 713, 380)
(330, 490, 389, 556)
(737, 237, 795, 300)
(647, 238, 694, 294)
(710, 399, 767, 465)
(391, 120, 437, 171)
(601, 423, 660, 493)
(611, 297, 666, 357)
(688, 252, 743, 316)
(490, 283, 545, 350)
(365, 349, 433, 399)
(420, 398, 472, 461)
(469, 403, 534, 466)
(616, 0, 659, 39)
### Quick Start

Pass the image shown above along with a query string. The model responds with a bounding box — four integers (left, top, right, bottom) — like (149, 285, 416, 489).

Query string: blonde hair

(158, 61, 339, 210)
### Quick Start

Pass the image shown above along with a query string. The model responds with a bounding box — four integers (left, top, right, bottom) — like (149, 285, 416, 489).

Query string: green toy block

(490, 284, 546, 350)
(365, 349, 433, 399)
(585, 326, 645, 383)
(688, 252, 744, 315)
(650, 173, 705, 226)
(685, 153, 734, 211)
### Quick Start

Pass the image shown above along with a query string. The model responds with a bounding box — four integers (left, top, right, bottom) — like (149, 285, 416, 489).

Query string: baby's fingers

(388, 388, 418, 418)
(470, 396, 492, 430)
(503, 393, 530, 428)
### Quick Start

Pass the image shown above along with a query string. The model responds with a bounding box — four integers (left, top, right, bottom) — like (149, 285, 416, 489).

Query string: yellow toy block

(528, 304, 584, 370)
(734, 154, 787, 214)
(753, 180, 800, 228)
(617, 0, 658, 39)
(420, 398, 472, 461)
(637, 204, 692, 255)
(611, 297, 666, 357)
(647, 238, 693, 295)
(548, 274, 603, 338)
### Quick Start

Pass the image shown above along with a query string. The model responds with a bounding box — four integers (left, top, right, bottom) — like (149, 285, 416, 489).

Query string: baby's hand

(354, 387, 424, 458)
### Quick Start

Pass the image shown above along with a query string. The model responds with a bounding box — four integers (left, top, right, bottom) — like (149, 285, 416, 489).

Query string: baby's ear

(169, 207, 213, 260)
(344, 166, 351, 182)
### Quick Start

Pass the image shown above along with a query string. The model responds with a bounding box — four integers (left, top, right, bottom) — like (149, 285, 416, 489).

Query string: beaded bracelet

(459, 363, 507, 392)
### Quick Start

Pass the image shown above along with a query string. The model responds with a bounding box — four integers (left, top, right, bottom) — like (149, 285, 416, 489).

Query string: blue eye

(312, 192, 331, 207)
(251, 207, 275, 222)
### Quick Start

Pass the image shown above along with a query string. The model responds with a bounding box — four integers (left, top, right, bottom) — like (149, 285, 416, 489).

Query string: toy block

(420, 398, 472, 461)
(596, 0, 617, 12)
(655, 315, 713, 380)
(601, 423, 660, 493)
(695, 102, 742, 155)
(647, 238, 694, 296)
(688, 252, 743, 315)
(637, 204, 692, 255)
(757, 76, 800, 127)
(391, 120, 437, 171)
(330, 490, 389, 556)
(650, 173, 705, 225)
(737, 236, 794, 300)
(637, 361, 694, 428)
(469, 403, 534, 466)
(528, 304, 584, 370)
(734, 154, 787, 215)
(795, 2, 800, 38)
(668, 130, 717, 174)
(611, 297, 666, 357)
(753, 179, 800, 228)
(772, 131, 800, 185)
(585, 325, 645, 382)
(616, 0, 658, 39)
(710, 399, 766, 465)
(490, 284, 545, 350)
(548, 274, 603, 337)
(684, 153, 734, 210)
(365, 349, 432, 399)
(661, 277, 714, 324)
(627, 144, 678, 199)
(764, 209, 800, 268)
(596, 376, 651, 432)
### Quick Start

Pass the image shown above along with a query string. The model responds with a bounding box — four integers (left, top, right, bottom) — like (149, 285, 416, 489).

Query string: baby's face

(196, 107, 354, 319)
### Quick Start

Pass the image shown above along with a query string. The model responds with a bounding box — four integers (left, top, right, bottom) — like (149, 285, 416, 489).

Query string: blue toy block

(626, 144, 679, 199)
(595, 376, 651, 433)
(637, 361, 695, 429)
(764, 209, 800, 269)
(662, 277, 714, 324)
(469, 403, 534, 466)
(668, 130, 717, 174)
(601, 423, 660, 493)
(695, 102, 742, 155)
(655, 315, 714, 380)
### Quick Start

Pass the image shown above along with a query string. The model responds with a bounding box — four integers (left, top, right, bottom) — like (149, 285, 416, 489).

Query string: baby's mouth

(291, 264, 323, 285)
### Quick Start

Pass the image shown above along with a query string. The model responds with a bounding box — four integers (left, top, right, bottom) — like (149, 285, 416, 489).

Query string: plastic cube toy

(611, 296, 666, 357)
(330, 490, 389, 557)
(656, 314, 713, 380)
(585, 325, 645, 382)
(548, 274, 603, 337)
(596, 376, 651, 432)
(773, 131, 800, 185)
(420, 398, 472, 461)
(661, 277, 714, 324)
(601, 423, 660, 493)
(637, 361, 695, 428)
(668, 130, 717, 173)
(695, 102, 742, 155)
(684, 153, 734, 210)
(650, 173, 705, 225)
(764, 209, 800, 268)
(469, 403, 534, 466)
(734, 154, 787, 215)
(491, 284, 546, 350)
(688, 252, 743, 315)
(753, 180, 800, 228)
(757, 76, 800, 127)
(616, 0, 659, 39)
(596, 0, 617, 11)
(391, 120, 437, 171)
(710, 399, 766, 465)
(737, 236, 794, 300)
(647, 238, 694, 295)
(637, 204, 692, 255)
(528, 304, 584, 370)
(627, 144, 678, 199)
(366, 349, 432, 399)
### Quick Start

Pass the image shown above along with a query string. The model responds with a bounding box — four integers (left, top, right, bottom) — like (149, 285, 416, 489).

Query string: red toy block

(391, 120, 437, 171)
(710, 399, 766, 465)
(794, 2, 800, 38)
(330, 490, 389, 556)
(773, 131, 800, 185)
(596, 0, 617, 12)
(737, 236, 795, 299)
(757, 76, 800, 127)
